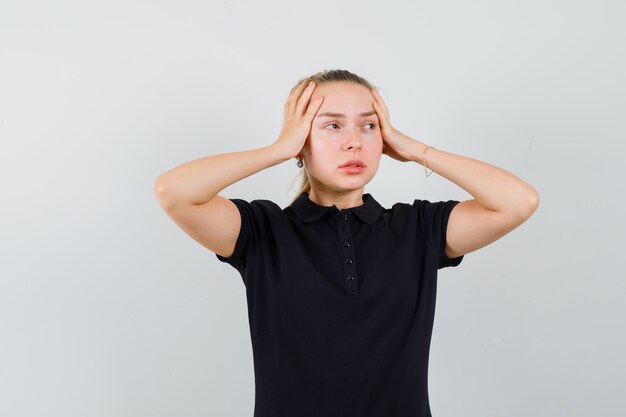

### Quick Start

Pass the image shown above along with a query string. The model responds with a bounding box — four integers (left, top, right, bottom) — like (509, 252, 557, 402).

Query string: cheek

(372, 136, 384, 153)
(308, 134, 335, 153)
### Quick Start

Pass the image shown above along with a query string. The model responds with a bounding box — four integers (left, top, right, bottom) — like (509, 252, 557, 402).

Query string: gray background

(1, 0, 624, 416)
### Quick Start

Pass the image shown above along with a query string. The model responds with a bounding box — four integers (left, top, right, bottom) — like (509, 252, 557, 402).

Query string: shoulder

(393, 198, 460, 213)
(385, 198, 460, 226)
(230, 198, 283, 212)
(224, 198, 286, 229)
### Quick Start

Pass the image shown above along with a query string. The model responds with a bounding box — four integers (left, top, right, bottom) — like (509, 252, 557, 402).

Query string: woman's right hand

(273, 79, 324, 160)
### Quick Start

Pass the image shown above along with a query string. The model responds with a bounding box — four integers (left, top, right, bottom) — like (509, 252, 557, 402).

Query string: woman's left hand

(371, 88, 419, 163)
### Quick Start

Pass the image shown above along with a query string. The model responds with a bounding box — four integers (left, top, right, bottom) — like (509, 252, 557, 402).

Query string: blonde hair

(288, 69, 380, 205)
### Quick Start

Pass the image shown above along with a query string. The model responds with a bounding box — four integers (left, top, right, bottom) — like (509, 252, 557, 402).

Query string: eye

(324, 122, 377, 130)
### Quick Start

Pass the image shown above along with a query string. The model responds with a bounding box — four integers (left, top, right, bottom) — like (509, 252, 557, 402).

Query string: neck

(307, 189, 365, 209)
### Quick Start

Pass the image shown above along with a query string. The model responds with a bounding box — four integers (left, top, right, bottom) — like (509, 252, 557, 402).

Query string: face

(299, 81, 383, 194)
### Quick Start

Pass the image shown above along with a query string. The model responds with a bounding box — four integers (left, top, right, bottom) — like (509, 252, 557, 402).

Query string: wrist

(408, 141, 430, 165)
(267, 143, 295, 164)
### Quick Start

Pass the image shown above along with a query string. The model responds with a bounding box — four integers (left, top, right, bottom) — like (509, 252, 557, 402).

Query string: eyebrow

(316, 111, 377, 119)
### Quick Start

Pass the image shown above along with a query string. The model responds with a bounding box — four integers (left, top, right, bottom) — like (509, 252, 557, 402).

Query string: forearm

(153, 144, 289, 207)
(408, 141, 539, 215)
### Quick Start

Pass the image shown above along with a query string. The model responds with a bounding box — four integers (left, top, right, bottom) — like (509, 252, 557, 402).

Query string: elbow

(153, 176, 167, 198)
(153, 176, 174, 208)
(519, 188, 540, 220)
(528, 187, 540, 211)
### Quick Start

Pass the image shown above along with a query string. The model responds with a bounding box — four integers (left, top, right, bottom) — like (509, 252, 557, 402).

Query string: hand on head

(273, 79, 324, 160)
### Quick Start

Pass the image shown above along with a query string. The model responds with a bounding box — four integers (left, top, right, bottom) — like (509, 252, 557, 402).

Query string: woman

(153, 69, 539, 417)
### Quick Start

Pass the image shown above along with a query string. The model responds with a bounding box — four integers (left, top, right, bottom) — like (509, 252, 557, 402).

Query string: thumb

(305, 96, 324, 121)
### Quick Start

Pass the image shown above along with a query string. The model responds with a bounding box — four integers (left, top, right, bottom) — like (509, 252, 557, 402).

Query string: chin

(338, 177, 372, 190)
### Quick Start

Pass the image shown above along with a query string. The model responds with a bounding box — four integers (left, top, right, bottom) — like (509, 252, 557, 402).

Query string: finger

(304, 95, 324, 121)
(370, 89, 384, 115)
(288, 79, 313, 113)
(372, 100, 389, 130)
(373, 99, 390, 126)
(289, 78, 309, 96)
(375, 91, 389, 119)
(371, 88, 390, 120)
(295, 81, 317, 115)
(284, 79, 308, 115)
(284, 80, 308, 117)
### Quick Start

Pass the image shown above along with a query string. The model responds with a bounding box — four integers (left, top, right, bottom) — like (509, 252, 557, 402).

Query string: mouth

(339, 159, 366, 174)
(339, 159, 366, 168)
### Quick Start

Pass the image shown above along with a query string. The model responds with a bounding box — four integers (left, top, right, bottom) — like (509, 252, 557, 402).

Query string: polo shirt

(215, 191, 464, 417)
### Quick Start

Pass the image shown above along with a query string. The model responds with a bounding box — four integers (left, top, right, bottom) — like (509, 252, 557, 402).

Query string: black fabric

(215, 192, 464, 417)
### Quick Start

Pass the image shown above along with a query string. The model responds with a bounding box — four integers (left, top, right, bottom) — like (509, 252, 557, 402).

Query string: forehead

(311, 81, 373, 105)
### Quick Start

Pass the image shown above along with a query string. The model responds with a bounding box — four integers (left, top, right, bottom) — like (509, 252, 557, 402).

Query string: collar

(290, 192, 383, 224)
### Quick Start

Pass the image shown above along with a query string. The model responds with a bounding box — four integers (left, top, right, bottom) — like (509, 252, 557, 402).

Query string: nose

(343, 128, 363, 151)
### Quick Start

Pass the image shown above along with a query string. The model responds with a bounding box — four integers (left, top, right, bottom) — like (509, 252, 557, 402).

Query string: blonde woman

(153, 69, 539, 417)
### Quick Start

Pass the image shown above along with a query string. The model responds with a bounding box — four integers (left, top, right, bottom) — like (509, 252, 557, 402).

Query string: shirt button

(347, 274, 355, 280)
(343, 241, 351, 247)
(344, 214, 348, 220)
(345, 257, 353, 264)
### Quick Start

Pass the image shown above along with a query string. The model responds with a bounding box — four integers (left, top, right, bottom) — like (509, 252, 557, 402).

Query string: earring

(296, 159, 303, 168)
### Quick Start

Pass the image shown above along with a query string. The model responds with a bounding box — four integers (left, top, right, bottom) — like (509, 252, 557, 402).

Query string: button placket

(337, 210, 358, 294)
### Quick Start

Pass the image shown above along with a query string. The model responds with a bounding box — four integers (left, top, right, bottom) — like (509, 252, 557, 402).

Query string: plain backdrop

(1, 0, 624, 416)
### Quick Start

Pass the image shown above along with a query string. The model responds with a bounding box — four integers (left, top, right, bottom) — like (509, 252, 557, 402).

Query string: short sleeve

(214, 198, 258, 273)
(414, 199, 465, 269)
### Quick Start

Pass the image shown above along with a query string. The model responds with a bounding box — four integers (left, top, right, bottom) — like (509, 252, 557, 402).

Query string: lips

(339, 159, 366, 168)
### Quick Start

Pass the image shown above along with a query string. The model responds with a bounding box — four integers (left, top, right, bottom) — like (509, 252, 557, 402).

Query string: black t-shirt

(215, 191, 464, 417)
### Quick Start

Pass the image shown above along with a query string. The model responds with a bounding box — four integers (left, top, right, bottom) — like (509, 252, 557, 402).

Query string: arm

(153, 145, 289, 208)
(408, 141, 540, 259)
(152, 78, 321, 258)
(154, 78, 321, 207)
(369, 87, 539, 260)
(152, 145, 290, 258)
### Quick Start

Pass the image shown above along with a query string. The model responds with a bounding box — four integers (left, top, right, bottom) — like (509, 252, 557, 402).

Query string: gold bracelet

(422, 145, 435, 177)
